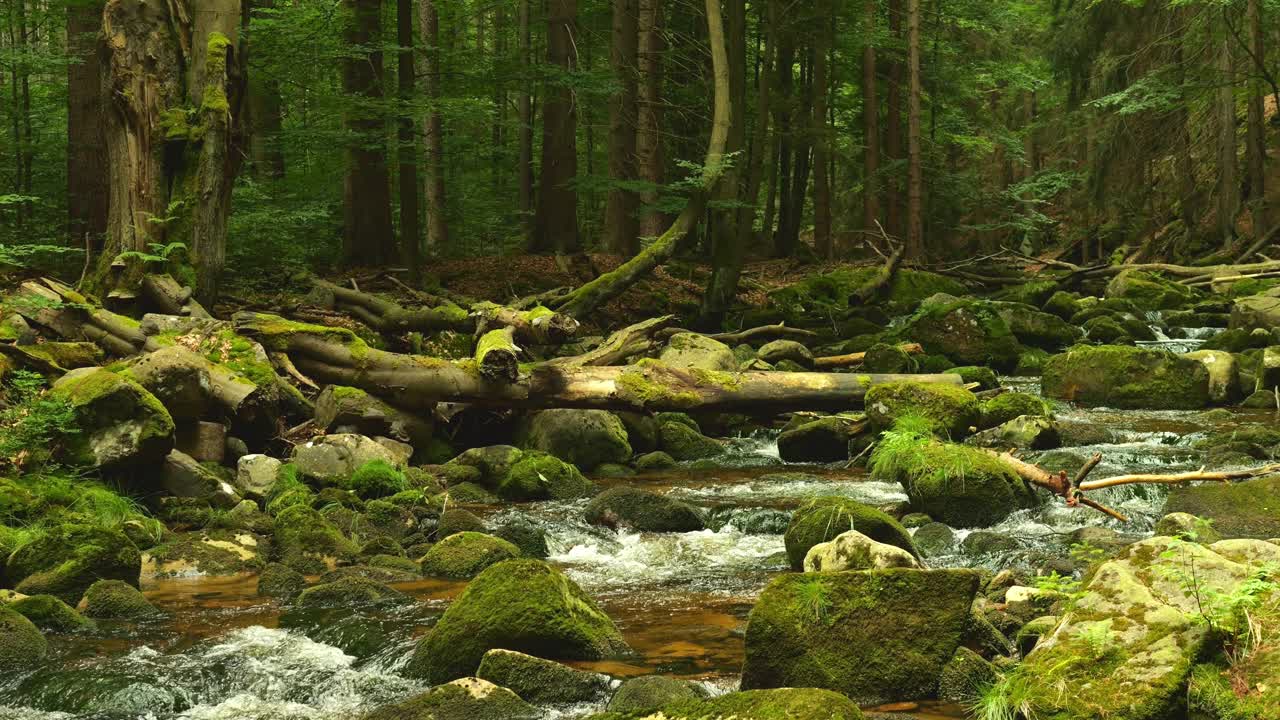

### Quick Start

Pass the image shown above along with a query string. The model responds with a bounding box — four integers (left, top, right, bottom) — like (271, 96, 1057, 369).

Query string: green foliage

(0, 370, 79, 471)
(348, 459, 407, 499)
(970, 670, 1034, 720)
(1157, 537, 1280, 644)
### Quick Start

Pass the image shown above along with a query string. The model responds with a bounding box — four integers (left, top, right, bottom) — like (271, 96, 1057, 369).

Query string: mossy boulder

(294, 575, 409, 608)
(80, 579, 161, 619)
(362, 677, 538, 720)
(1162, 476, 1280, 539)
(435, 507, 487, 539)
(633, 451, 676, 471)
(272, 504, 358, 573)
(1042, 291, 1083, 320)
(912, 522, 956, 558)
(1042, 345, 1211, 409)
(519, 409, 632, 471)
(945, 365, 999, 390)
(291, 433, 406, 486)
(406, 559, 628, 683)
(257, 562, 307, 602)
(421, 532, 521, 579)
(434, 481, 499, 505)
(967, 414, 1060, 450)
(757, 340, 814, 368)
(740, 568, 980, 705)
(349, 459, 408, 499)
(502, 451, 595, 500)
(1230, 286, 1280, 331)
(768, 266, 965, 321)
(587, 688, 865, 720)
(1106, 269, 1199, 310)
(937, 647, 998, 704)
(492, 518, 549, 558)
(0, 606, 46, 675)
(657, 421, 723, 461)
(314, 385, 434, 456)
(7, 594, 94, 633)
(864, 381, 981, 438)
(994, 302, 1083, 350)
(980, 391, 1052, 428)
(5, 524, 142, 606)
(658, 333, 736, 371)
(776, 415, 865, 463)
(861, 343, 917, 373)
(50, 367, 175, 469)
(585, 487, 705, 532)
(476, 648, 613, 704)
(142, 530, 266, 577)
(606, 676, 710, 713)
(783, 497, 917, 570)
(902, 300, 1023, 371)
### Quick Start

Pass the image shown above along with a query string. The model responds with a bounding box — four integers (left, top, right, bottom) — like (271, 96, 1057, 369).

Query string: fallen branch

(1076, 463, 1280, 492)
(548, 315, 677, 368)
(850, 226, 904, 305)
(656, 322, 819, 347)
(813, 343, 924, 369)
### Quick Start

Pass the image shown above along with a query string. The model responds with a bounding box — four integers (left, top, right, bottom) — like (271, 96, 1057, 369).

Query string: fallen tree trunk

(141, 273, 212, 319)
(849, 236, 904, 305)
(14, 278, 160, 357)
(475, 327, 519, 383)
(814, 343, 923, 369)
(548, 315, 678, 368)
(234, 311, 963, 412)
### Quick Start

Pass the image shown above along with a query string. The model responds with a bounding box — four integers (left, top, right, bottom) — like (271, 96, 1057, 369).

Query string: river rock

(0, 607, 46, 675)
(804, 530, 921, 572)
(6, 524, 142, 605)
(292, 434, 406, 485)
(913, 522, 957, 557)
(967, 415, 1060, 450)
(406, 559, 628, 683)
(783, 497, 918, 570)
(606, 676, 710, 712)
(80, 579, 161, 619)
(257, 562, 307, 602)
(862, 342, 917, 373)
(1041, 345, 1210, 409)
(882, 440, 1038, 528)
(585, 487, 705, 532)
(757, 340, 814, 368)
(1183, 349, 1241, 403)
(1106, 269, 1198, 310)
(864, 381, 981, 438)
(938, 647, 998, 704)
(777, 415, 865, 463)
(7, 594, 94, 633)
(476, 649, 613, 704)
(50, 367, 175, 469)
(980, 392, 1052, 428)
(294, 575, 409, 608)
(994, 302, 1083, 350)
(160, 449, 242, 507)
(235, 454, 282, 500)
(448, 446, 594, 500)
(658, 332, 737, 371)
(902, 299, 1023, 371)
(519, 409, 632, 471)
(1162, 475, 1280, 539)
(420, 532, 521, 579)
(314, 385, 434, 453)
(1230, 286, 1280, 330)
(588, 688, 865, 720)
(657, 420, 723, 461)
(362, 677, 538, 720)
(740, 568, 980, 705)
(1002, 537, 1280, 720)
(272, 505, 359, 573)
(1152, 512, 1222, 543)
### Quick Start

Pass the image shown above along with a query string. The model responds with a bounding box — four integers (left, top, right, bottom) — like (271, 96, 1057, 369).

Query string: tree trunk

(517, 0, 534, 240)
(342, 0, 397, 267)
(398, 0, 422, 282)
(811, 0, 832, 258)
(534, 0, 582, 254)
(884, 0, 904, 240)
(1218, 22, 1239, 245)
(68, 0, 108, 250)
(772, 34, 795, 257)
(604, 0, 641, 255)
(737, 0, 772, 243)
(100, 0, 245, 306)
(245, 0, 285, 179)
(420, 0, 450, 255)
(636, 0, 667, 239)
(1245, 0, 1267, 228)
(861, 0, 879, 238)
(905, 0, 924, 258)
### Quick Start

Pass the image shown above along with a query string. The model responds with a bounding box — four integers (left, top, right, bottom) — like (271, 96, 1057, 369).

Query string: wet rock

(879, 439, 1038, 528)
(235, 454, 282, 501)
(961, 531, 1021, 556)
(6, 524, 141, 605)
(257, 562, 306, 602)
(585, 487, 705, 532)
(1055, 421, 1115, 447)
(938, 647, 998, 704)
(784, 497, 918, 570)
(294, 575, 408, 609)
(967, 415, 1060, 450)
(476, 648, 613, 704)
(1163, 475, 1280, 539)
(705, 506, 792, 535)
(435, 507, 487, 539)
(902, 299, 1023, 371)
(1230, 286, 1280, 330)
(1042, 345, 1210, 409)
(1106, 269, 1199, 310)
(7, 594, 95, 633)
(314, 385, 433, 454)
(519, 409, 632, 472)
(406, 559, 628, 683)
(804, 530, 921, 572)
(292, 434, 406, 486)
(1182, 349, 1241, 404)
(912, 522, 956, 557)
(1042, 291, 1082, 320)
(0, 607, 46, 674)
(362, 677, 539, 720)
(757, 340, 814, 368)
(633, 450, 677, 471)
(980, 392, 1052, 428)
(864, 381, 981, 438)
(1153, 512, 1222, 543)
(319, 564, 419, 584)
(944, 366, 999, 390)
(448, 446, 594, 500)
(1083, 315, 1134, 344)
(1241, 388, 1278, 408)
(161, 449, 242, 508)
(591, 688, 864, 720)
(421, 532, 521, 579)
(143, 530, 266, 577)
(80, 579, 161, 619)
(777, 415, 865, 463)
(862, 342, 918, 373)
(658, 332, 736, 371)
(606, 675, 710, 712)
(434, 481, 499, 505)
(741, 568, 980, 705)
(995, 302, 1083, 350)
(493, 518, 549, 559)
(51, 367, 174, 469)
(657, 421, 723, 461)
(900, 513, 932, 528)
(272, 505, 358, 573)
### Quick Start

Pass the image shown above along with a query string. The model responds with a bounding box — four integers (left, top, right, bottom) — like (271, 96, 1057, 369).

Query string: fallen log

(141, 274, 212, 319)
(813, 343, 924, 369)
(233, 311, 963, 413)
(850, 232, 904, 305)
(475, 327, 519, 383)
(13, 279, 160, 357)
(548, 315, 677, 368)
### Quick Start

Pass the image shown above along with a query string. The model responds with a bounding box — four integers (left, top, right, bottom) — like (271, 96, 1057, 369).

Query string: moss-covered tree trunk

(100, 0, 244, 307)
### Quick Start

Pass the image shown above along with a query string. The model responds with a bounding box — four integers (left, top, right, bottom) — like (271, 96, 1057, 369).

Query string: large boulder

(783, 497, 917, 570)
(362, 677, 538, 720)
(902, 300, 1023, 372)
(606, 676, 710, 713)
(980, 392, 1051, 428)
(292, 434, 406, 486)
(1162, 476, 1280, 539)
(1106, 269, 1199, 310)
(160, 449, 242, 507)
(406, 559, 628, 683)
(777, 415, 865, 463)
(80, 578, 161, 619)
(314, 385, 434, 453)
(1042, 345, 1211, 409)
(658, 333, 736, 371)
(50, 367, 175, 469)
(586, 688, 865, 720)
(657, 421, 723, 461)
(740, 568, 980, 705)
(1183, 349, 1241, 404)
(448, 446, 594, 500)
(1001, 537, 1280, 720)
(5, 524, 142, 605)
(803, 530, 921, 572)
(864, 381, 981, 438)
(994, 302, 1083, 350)
(519, 409, 632, 471)
(271, 505, 359, 573)
(1230, 286, 1280, 330)
(585, 487, 705, 532)
(476, 649, 613, 704)
(420, 532, 521, 579)
(0, 606, 47, 675)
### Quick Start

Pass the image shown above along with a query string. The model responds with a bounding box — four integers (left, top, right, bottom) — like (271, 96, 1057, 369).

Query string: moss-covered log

(234, 311, 963, 412)
(475, 327, 519, 383)
(140, 274, 211, 319)
(13, 279, 159, 357)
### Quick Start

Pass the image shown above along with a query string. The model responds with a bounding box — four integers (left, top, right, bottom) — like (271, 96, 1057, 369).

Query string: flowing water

(4, 325, 1265, 720)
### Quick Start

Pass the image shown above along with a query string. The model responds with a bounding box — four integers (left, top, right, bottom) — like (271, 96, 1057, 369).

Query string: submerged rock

(804, 530, 920, 572)
(740, 568, 980, 705)
(406, 559, 628, 683)
(588, 688, 865, 720)
(585, 486, 705, 532)
(1041, 345, 1210, 409)
(783, 497, 918, 570)
(476, 648, 613, 704)
(362, 677, 538, 720)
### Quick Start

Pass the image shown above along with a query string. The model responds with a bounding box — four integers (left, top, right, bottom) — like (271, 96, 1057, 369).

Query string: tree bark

(905, 0, 924, 258)
(517, 0, 534, 240)
(861, 0, 880, 238)
(604, 0, 641, 255)
(533, 0, 582, 254)
(1217, 20, 1239, 245)
(636, 0, 667, 239)
(342, 0, 397, 266)
(884, 0, 904, 240)
(420, 0, 451, 255)
(398, 0, 422, 282)
(245, 0, 285, 179)
(1245, 0, 1267, 229)
(812, 0, 832, 258)
(68, 0, 108, 249)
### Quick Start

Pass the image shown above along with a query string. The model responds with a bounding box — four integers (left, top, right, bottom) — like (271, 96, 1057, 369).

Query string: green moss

(158, 108, 192, 139)
(0, 606, 47, 674)
(406, 559, 628, 683)
(6, 524, 142, 605)
(901, 300, 1023, 371)
(981, 391, 1052, 428)
(294, 575, 408, 609)
(420, 532, 521, 579)
(477, 649, 611, 704)
(364, 678, 537, 720)
(585, 487, 705, 532)
(349, 459, 407, 499)
(863, 380, 981, 438)
(502, 452, 595, 500)
(783, 497, 918, 570)
(8, 594, 95, 633)
(617, 361, 701, 410)
(272, 505, 358, 573)
(587, 688, 865, 720)
(1042, 344, 1211, 409)
(81, 579, 161, 619)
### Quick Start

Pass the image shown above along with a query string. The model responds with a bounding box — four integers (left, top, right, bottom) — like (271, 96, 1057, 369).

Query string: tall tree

(905, 0, 923, 258)
(861, 0, 879, 237)
(342, 0, 397, 266)
(604, 0, 640, 255)
(421, 0, 450, 253)
(812, 0, 833, 257)
(533, 0, 581, 254)
(1217, 16, 1238, 245)
(517, 0, 534, 238)
(636, 0, 666, 239)
(398, 0, 422, 281)
(884, 0, 904, 240)
(1244, 0, 1267, 229)
(67, 0, 108, 248)
(245, 0, 285, 179)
